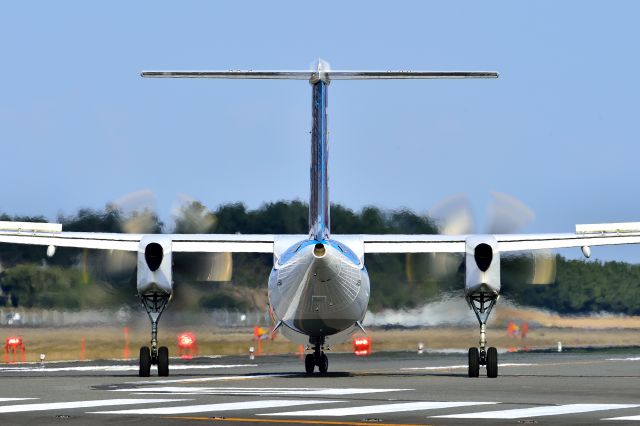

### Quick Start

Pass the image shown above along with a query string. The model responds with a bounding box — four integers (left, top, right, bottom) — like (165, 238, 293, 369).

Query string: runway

(1, 349, 639, 425)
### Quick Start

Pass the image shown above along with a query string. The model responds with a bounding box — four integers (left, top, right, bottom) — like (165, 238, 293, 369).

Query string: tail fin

(141, 60, 498, 240)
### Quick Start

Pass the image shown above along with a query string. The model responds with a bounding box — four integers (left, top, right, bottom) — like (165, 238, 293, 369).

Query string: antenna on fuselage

(141, 61, 498, 241)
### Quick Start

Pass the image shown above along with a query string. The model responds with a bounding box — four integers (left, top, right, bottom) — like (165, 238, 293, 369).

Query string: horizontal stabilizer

(0, 221, 61, 233)
(576, 222, 640, 234)
(141, 70, 498, 81)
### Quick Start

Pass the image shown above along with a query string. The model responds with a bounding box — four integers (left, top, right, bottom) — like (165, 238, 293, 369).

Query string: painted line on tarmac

(0, 398, 187, 414)
(401, 362, 536, 371)
(0, 398, 37, 402)
(433, 403, 640, 419)
(603, 414, 640, 420)
(91, 399, 340, 415)
(607, 357, 640, 361)
(261, 401, 496, 417)
(0, 364, 256, 373)
(164, 416, 434, 425)
(117, 387, 410, 396)
(128, 374, 290, 385)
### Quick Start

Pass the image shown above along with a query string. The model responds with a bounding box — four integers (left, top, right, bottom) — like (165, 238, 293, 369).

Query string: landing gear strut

(467, 292, 499, 378)
(139, 293, 170, 377)
(305, 336, 328, 375)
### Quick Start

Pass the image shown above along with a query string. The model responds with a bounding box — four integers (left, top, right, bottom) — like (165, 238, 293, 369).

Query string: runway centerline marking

(0, 399, 187, 414)
(433, 403, 640, 419)
(260, 401, 497, 417)
(91, 399, 341, 415)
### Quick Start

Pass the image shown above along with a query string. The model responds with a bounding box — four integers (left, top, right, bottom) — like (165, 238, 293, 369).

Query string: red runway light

(177, 332, 197, 360)
(6, 337, 22, 346)
(178, 332, 196, 349)
(353, 336, 371, 356)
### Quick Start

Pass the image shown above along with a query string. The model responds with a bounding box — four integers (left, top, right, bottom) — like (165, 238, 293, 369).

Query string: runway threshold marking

(260, 401, 496, 417)
(163, 416, 433, 426)
(91, 399, 340, 415)
(0, 399, 186, 414)
(433, 403, 640, 419)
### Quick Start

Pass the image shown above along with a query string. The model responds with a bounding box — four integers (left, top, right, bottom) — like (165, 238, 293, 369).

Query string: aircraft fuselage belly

(268, 239, 370, 340)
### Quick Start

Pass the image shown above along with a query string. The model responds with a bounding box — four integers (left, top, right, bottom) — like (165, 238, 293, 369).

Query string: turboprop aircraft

(2, 59, 640, 378)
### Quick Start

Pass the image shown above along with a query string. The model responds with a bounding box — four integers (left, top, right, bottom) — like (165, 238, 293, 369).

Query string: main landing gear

(305, 336, 329, 375)
(467, 292, 499, 378)
(139, 293, 170, 377)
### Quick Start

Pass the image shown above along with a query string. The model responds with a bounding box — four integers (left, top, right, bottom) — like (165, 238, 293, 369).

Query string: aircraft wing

(358, 222, 640, 254)
(0, 222, 275, 253)
(3, 221, 640, 255)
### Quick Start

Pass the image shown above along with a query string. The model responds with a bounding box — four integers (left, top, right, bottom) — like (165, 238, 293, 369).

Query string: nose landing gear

(467, 292, 499, 378)
(139, 293, 171, 377)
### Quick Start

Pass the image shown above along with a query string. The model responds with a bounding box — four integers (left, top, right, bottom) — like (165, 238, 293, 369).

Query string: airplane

(2, 59, 640, 378)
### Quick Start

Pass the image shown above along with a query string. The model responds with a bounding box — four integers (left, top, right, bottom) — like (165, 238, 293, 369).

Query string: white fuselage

(268, 239, 370, 344)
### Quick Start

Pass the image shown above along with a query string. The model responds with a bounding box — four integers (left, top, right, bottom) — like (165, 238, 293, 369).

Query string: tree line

(1, 202, 639, 314)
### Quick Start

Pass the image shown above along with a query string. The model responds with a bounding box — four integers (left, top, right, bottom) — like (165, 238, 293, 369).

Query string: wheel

(139, 346, 151, 377)
(305, 354, 315, 374)
(468, 347, 479, 378)
(318, 352, 329, 374)
(157, 346, 169, 377)
(486, 346, 498, 378)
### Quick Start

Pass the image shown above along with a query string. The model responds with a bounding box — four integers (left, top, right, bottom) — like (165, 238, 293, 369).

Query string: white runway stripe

(261, 401, 497, 417)
(607, 357, 640, 361)
(0, 398, 37, 402)
(0, 399, 185, 414)
(0, 364, 256, 373)
(115, 386, 409, 396)
(129, 374, 290, 385)
(91, 399, 339, 415)
(401, 363, 536, 371)
(603, 414, 640, 421)
(434, 404, 640, 419)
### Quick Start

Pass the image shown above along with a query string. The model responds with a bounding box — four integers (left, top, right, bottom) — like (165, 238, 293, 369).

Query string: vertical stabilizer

(309, 61, 330, 240)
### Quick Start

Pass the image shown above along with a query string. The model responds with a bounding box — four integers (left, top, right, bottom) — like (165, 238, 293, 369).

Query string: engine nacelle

(465, 236, 500, 297)
(137, 236, 173, 296)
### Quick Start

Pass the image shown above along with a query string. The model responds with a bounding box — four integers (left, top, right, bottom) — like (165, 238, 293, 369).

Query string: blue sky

(1, 1, 639, 261)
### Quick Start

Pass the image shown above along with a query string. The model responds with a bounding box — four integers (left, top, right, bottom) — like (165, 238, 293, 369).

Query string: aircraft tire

(139, 346, 151, 377)
(318, 353, 329, 374)
(158, 346, 169, 377)
(468, 347, 480, 378)
(487, 347, 498, 378)
(305, 354, 315, 374)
